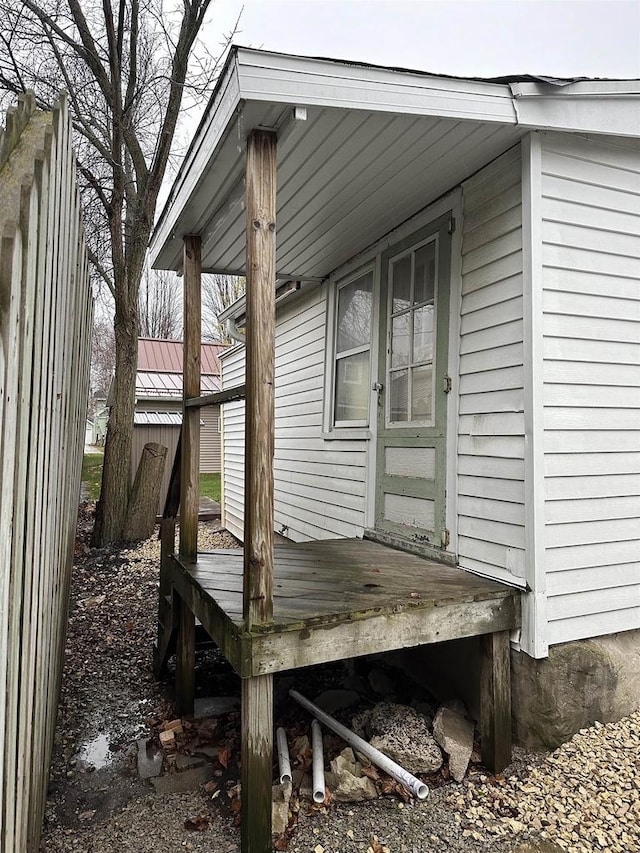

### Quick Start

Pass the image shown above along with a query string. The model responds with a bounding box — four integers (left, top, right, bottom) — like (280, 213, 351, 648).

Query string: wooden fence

(0, 93, 92, 852)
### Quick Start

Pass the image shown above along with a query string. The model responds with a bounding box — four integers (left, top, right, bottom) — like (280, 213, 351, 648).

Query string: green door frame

(375, 210, 453, 547)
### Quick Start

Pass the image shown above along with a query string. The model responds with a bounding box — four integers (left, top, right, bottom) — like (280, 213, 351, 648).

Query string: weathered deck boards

(170, 538, 521, 678)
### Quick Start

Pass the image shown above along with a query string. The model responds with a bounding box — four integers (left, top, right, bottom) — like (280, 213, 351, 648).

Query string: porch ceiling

(150, 48, 526, 279)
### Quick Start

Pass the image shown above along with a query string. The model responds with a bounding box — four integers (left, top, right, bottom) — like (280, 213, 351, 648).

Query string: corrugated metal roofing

(134, 411, 204, 426)
(138, 338, 227, 375)
(136, 371, 220, 398)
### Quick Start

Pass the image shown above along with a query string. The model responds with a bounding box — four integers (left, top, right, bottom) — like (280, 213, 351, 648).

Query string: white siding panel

(458, 146, 526, 581)
(221, 286, 369, 543)
(541, 132, 640, 645)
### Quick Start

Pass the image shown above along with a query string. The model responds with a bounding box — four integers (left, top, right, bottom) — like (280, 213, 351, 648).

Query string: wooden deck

(167, 538, 521, 678)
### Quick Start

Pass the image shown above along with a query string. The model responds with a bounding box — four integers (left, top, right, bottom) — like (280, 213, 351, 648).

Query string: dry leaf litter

(40, 504, 639, 853)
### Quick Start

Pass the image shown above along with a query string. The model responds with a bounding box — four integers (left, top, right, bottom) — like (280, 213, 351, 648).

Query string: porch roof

(149, 47, 640, 281)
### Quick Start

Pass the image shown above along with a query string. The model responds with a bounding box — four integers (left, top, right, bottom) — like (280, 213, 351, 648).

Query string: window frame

(323, 263, 376, 437)
(385, 233, 440, 429)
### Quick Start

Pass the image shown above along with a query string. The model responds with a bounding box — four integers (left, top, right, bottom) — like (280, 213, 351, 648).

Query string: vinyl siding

(540, 132, 640, 645)
(221, 285, 369, 542)
(200, 405, 221, 473)
(458, 145, 527, 585)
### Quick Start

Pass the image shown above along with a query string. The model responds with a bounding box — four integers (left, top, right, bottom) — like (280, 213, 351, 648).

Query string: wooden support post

(241, 129, 277, 853)
(241, 674, 273, 852)
(180, 235, 201, 560)
(175, 593, 195, 716)
(480, 630, 512, 773)
(243, 129, 277, 628)
(154, 517, 177, 676)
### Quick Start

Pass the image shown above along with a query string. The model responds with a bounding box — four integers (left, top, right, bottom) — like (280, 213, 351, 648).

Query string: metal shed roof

(138, 338, 227, 375)
(136, 371, 220, 398)
(134, 411, 205, 426)
(150, 47, 640, 279)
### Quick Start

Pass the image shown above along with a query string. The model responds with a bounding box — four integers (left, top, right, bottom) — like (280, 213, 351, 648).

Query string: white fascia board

(149, 54, 242, 270)
(511, 81, 640, 138)
(236, 48, 518, 124)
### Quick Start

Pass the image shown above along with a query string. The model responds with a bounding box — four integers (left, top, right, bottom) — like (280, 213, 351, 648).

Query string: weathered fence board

(0, 93, 92, 852)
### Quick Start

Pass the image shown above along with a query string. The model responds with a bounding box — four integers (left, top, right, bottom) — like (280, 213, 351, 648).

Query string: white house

(150, 48, 640, 739)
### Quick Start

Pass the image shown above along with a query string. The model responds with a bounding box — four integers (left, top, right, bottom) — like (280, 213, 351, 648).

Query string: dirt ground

(39, 505, 639, 853)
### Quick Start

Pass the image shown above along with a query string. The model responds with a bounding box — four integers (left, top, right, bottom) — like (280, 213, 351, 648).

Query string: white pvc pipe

(311, 718, 325, 804)
(276, 727, 292, 784)
(290, 689, 429, 800)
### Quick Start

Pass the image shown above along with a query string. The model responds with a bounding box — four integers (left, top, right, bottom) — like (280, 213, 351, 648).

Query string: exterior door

(375, 212, 452, 548)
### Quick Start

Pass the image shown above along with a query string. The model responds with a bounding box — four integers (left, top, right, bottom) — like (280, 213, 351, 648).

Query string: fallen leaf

(273, 834, 289, 851)
(217, 744, 231, 769)
(203, 780, 218, 793)
(361, 765, 380, 781)
(184, 814, 209, 832)
(78, 810, 96, 822)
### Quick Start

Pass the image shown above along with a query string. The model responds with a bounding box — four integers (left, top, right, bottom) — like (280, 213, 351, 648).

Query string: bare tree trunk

(91, 301, 138, 545)
(124, 441, 167, 541)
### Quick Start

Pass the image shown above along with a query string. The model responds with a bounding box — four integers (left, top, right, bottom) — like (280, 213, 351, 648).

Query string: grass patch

(82, 453, 104, 501)
(199, 473, 221, 503)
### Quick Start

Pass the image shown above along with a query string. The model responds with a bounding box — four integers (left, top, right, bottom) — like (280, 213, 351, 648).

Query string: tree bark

(123, 441, 168, 541)
(91, 297, 138, 545)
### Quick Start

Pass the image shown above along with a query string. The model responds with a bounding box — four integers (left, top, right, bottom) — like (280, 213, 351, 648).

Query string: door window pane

(412, 365, 433, 420)
(391, 314, 410, 368)
(414, 241, 436, 305)
(337, 272, 373, 352)
(413, 305, 434, 362)
(335, 351, 370, 422)
(389, 369, 409, 422)
(391, 255, 411, 313)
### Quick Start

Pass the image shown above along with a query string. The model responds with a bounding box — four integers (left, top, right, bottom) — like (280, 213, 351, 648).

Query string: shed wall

(131, 423, 180, 514)
(221, 285, 369, 542)
(457, 145, 527, 585)
(539, 132, 640, 645)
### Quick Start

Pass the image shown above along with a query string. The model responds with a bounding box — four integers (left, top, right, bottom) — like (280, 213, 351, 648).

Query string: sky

(206, 0, 640, 79)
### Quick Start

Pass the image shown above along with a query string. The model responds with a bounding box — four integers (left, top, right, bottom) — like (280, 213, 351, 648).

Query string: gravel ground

(40, 505, 640, 853)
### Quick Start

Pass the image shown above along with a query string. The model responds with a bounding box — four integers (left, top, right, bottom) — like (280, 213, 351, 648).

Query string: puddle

(77, 733, 113, 769)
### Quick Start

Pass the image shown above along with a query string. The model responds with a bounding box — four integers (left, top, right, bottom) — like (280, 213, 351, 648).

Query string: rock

(313, 689, 361, 714)
(150, 764, 214, 795)
(193, 696, 239, 718)
(272, 781, 292, 836)
(350, 710, 371, 739)
(136, 738, 163, 779)
(368, 668, 395, 697)
(325, 748, 377, 802)
(368, 703, 442, 773)
(512, 843, 565, 853)
(432, 705, 474, 782)
(511, 630, 640, 748)
(174, 753, 207, 772)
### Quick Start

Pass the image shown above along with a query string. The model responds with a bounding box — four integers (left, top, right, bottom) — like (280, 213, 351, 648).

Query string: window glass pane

(337, 272, 373, 353)
(389, 369, 408, 422)
(414, 241, 436, 305)
(412, 365, 433, 420)
(413, 305, 434, 362)
(391, 254, 411, 313)
(335, 351, 370, 422)
(391, 313, 410, 368)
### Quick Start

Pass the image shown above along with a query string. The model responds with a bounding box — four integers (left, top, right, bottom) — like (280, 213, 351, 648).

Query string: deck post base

(175, 594, 195, 716)
(480, 629, 512, 773)
(241, 674, 273, 853)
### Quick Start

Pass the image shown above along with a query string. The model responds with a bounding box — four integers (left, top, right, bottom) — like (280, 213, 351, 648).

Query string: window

(387, 238, 437, 425)
(332, 269, 374, 426)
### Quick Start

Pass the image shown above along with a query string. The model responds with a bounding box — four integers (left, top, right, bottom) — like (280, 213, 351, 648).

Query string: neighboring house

(85, 418, 94, 447)
(91, 401, 109, 445)
(150, 48, 640, 732)
(130, 338, 226, 511)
